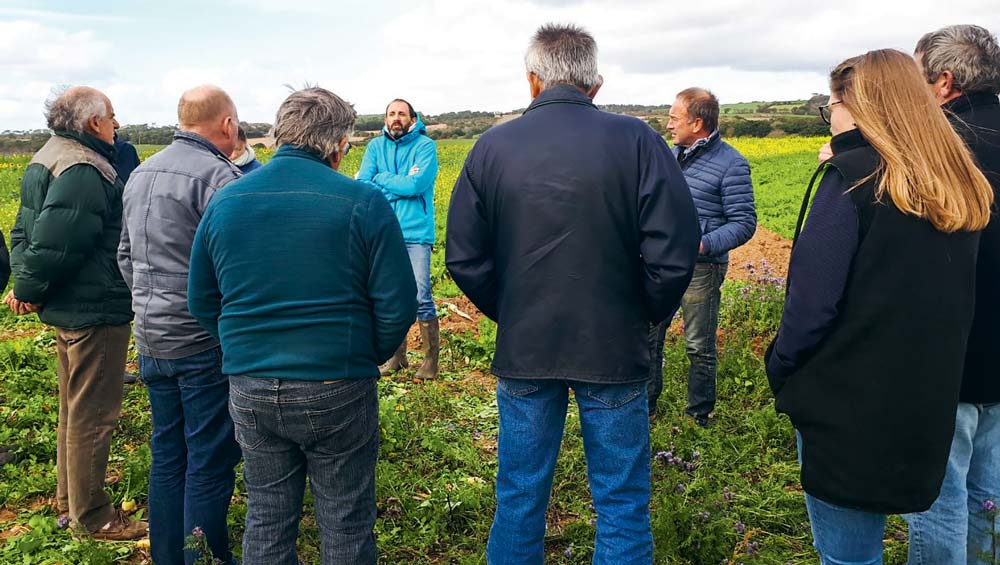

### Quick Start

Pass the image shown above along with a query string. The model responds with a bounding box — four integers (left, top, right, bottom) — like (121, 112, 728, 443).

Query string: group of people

(0, 19, 997, 565)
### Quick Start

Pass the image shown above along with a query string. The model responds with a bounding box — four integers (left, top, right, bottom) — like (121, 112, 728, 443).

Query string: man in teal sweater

(188, 87, 416, 564)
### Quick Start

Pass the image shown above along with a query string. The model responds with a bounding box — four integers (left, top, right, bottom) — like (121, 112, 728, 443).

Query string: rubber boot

(380, 339, 409, 376)
(415, 318, 440, 380)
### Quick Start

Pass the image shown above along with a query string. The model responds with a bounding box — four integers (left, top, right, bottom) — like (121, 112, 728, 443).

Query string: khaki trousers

(54, 324, 130, 531)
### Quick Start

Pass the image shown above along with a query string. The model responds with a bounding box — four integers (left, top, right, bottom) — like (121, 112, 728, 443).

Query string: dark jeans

(139, 347, 241, 565)
(648, 262, 728, 422)
(487, 378, 652, 565)
(229, 376, 379, 565)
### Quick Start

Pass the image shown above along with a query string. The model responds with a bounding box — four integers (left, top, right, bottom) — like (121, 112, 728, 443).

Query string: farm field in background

(0, 135, 915, 564)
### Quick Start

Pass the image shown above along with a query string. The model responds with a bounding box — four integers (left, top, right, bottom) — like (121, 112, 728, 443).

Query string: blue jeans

(904, 402, 1000, 564)
(487, 378, 652, 565)
(648, 262, 727, 422)
(139, 347, 241, 565)
(229, 376, 379, 565)
(406, 243, 437, 320)
(797, 432, 886, 564)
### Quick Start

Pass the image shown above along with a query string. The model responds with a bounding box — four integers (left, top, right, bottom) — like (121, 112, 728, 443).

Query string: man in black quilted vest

(648, 88, 757, 425)
(6, 86, 145, 540)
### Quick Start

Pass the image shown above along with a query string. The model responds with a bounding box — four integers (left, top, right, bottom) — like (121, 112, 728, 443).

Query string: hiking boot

(415, 318, 440, 380)
(91, 509, 148, 541)
(379, 340, 409, 376)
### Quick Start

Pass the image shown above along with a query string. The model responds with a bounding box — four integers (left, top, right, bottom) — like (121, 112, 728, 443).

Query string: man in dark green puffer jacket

(5, 86, 144, 541)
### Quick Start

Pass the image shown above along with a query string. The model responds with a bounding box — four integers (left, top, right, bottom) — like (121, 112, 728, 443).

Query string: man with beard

(357, 99, 440, 380)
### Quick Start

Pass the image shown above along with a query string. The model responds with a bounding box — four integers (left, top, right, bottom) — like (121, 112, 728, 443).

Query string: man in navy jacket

(446, 24, 699, 565)
(648, 88, 757, 425)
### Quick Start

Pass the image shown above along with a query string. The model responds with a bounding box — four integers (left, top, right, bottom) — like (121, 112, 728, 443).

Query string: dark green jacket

(10, 132, 133, 329)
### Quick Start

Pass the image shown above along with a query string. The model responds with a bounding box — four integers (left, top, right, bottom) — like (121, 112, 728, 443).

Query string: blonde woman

(765, 49, 993, 563)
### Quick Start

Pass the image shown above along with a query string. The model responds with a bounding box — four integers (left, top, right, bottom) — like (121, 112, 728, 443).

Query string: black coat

(445, 85, 700, 384)
(770, 130, 980, 514)
(949, 93, 1000, 404)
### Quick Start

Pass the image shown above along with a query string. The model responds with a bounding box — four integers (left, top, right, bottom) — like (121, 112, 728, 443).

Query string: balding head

(45, 86, 113, 135)
(176, 85, 240, 156)
(178, 85, 236, 128)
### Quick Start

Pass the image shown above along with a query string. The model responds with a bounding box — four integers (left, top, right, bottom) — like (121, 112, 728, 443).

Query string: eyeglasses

(818, 101, 843, 125)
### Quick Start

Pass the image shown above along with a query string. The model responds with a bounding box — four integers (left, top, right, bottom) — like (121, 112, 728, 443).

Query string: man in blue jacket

(446, 24, 699, 564)
(357, 99, 440, 379)
(648, 88, 757, 425)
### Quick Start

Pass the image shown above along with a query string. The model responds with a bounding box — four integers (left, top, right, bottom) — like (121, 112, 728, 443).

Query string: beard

(388, 120, 410, 139)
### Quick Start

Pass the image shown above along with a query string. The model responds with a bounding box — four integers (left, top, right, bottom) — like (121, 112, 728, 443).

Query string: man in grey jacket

(118, 85, 243, 565)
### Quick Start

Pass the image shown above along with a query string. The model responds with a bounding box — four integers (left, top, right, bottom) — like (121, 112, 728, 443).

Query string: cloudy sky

(2, 0, 998, 130)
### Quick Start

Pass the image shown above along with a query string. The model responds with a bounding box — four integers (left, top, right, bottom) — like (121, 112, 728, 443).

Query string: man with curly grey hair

(188, 86, 416, 564)
(6, 86, 146, 540)
(905, 24, 1000, 564)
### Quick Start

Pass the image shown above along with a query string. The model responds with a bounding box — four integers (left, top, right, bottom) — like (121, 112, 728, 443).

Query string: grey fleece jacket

(118, 131, 242, 359)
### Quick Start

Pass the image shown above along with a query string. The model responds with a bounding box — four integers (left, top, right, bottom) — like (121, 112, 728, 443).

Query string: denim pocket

(497, 378, 540, 398)
(229, 403, 267, 450)
(584, 383, 642, 408)
(308, 380, 377, 454)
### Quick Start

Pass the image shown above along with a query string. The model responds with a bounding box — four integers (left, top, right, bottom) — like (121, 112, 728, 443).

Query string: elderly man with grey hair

(904, 24, 1000, 564)
(188, 86, 416, 564)
(6, 86, 146, 540)
(118, 85, 243, 565)
(446, 24, 699, 564)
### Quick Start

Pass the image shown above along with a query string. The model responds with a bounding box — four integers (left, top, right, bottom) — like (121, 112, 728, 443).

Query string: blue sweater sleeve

(766, 168, 858, 382)
(187, 209, 222, 340)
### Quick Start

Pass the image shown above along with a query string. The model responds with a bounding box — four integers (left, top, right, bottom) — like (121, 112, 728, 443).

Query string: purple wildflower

(984, 499, 997, 514)
(563, 546, 574, 558)
(691, 451, 701, 462)
(589, 516, 597, 526)
(734, 521, 745, 534)
(192, 526, 204, 538)
(747, 541, 759, 555)
(57, 515, 71, 529)
(723, 487, 734, 502)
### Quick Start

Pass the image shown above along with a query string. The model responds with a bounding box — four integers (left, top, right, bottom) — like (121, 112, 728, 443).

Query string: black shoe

(123, 372, 140, 385)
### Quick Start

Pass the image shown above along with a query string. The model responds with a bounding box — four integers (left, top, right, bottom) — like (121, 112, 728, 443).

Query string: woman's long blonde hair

(831, 49, 994, 233)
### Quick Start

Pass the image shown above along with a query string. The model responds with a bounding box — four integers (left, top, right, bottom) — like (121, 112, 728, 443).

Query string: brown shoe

(415, 318, 440, 380)
(380, 339, 409, 376)
(91, 509, 148, 541)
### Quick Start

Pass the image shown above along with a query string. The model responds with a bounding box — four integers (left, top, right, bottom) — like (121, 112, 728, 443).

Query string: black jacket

(949, 92, 1000, 404)
(445, 85, 700, 384)
(770, 130, 980, 514)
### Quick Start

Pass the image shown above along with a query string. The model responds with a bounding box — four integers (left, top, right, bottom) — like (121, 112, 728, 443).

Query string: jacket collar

(271, 144, 331, 167)
(944, 92, 1000, 116)
(830, 128, 870, 155)
(678, 130, 720, 164)
(54, 130, 116, 162)
(173, 130, 231, 160)
(523, 84, 597, 115)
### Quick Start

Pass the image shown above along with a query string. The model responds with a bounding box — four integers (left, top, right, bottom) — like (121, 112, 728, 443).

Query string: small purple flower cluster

(734, 520, 745, 534)
(723, 487, 734, 503)
(654, 447, 699, 473)
(746, 541, 759, 555)
(57, 515, 71, 529)
(983, 499, 997, 514)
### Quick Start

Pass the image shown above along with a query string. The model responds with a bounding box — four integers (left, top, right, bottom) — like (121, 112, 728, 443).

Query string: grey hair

(916, 24, 1000, 95)
(273, 86, 357, 160)
(525, 23, 599, 91)
(44, 86, 108, 134)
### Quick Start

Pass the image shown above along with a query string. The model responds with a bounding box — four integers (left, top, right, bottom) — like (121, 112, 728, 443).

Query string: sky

(1, 0, 999, 130)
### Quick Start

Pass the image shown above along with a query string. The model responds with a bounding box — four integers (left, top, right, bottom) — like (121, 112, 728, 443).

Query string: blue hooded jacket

(357, 117, 438, 244)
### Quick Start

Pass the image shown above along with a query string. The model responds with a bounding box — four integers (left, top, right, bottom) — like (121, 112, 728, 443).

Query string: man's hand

(408, 165, 420, 176)
(699, 241, 705, 255)
(818, 143, 833, 164)
(4, 290, 39, 316)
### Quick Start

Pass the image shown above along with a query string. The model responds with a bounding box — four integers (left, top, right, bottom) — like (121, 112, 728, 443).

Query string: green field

(0, 136, 918, 564)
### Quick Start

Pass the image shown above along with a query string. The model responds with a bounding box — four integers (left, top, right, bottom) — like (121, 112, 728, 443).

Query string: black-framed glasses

(818, 101, 843, 125)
